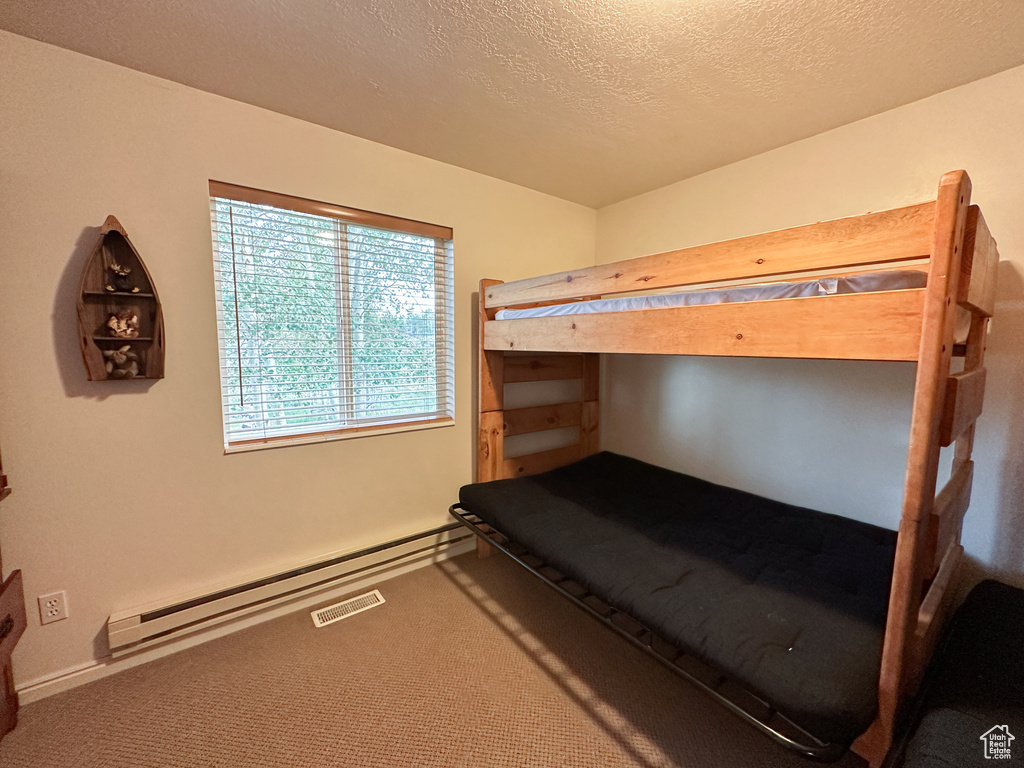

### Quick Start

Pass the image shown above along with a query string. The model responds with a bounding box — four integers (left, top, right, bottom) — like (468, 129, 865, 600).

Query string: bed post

(477, 279, 505, 557)
(853, 171, 973, 767)
(582, 354, 600, 456)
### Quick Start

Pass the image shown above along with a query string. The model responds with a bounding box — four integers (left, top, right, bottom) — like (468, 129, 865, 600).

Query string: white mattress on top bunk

(493, 270, 928, 320)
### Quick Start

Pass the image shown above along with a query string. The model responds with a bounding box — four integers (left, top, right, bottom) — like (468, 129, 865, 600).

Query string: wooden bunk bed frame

(469, 170, 998, 767)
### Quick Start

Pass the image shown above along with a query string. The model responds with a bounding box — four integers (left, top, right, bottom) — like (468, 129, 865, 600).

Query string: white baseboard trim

(18, 535, 475, 704)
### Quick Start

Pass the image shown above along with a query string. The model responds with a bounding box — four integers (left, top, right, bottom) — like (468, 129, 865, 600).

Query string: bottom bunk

(452, 451, 900, 760)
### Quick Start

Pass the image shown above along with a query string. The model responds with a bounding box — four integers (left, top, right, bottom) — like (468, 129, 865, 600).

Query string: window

(209, 182, 454, 451)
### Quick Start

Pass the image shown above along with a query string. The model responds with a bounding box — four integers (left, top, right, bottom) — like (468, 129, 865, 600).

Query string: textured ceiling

(3, 0, 1024, 207)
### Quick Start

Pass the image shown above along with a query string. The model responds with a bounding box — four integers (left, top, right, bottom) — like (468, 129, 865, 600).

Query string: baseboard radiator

(107, 524, 471, 654)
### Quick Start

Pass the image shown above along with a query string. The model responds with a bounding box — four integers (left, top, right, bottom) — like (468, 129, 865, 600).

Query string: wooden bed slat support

(581, 401, 599, 456)
(936, 460, 973, 552)
(583, 354, 599, 401)
(503, 402, 582, 436)
(910, 541, 964, 685)
(923, 460, 974, 578)
(958, 206, 999, 317)
(504, 443, 583, 478)
(485, 202, 935, 308)
(918, 542, 964, 638)
(487, 289, 925, 361)
(503, 354, 584, 382)
(952, 315, 989, 469)
(939, 368, 987, 447)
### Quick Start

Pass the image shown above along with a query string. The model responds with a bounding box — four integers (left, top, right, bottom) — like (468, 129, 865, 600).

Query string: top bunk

(482, 170, 999, 362)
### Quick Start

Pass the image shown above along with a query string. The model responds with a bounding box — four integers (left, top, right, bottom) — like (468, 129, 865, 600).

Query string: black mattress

(459, 451, 898, 745)
(903, 579, 1024, 768)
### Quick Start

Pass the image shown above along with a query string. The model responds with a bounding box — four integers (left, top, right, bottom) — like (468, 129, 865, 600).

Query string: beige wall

(596, 64, 1024, 586)
(0, 32, 596, 687)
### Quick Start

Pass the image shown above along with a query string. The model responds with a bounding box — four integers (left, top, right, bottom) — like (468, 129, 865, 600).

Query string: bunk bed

(450, 171, 999, 766)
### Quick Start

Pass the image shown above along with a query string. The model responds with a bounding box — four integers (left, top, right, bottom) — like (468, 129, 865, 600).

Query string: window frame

(209, 181, 455, 453)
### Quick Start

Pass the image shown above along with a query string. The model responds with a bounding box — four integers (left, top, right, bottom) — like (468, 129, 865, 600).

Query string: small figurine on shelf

(106, 310, 140, 338)
(103, 345, 140, 379)
(105, 262, 140, 293)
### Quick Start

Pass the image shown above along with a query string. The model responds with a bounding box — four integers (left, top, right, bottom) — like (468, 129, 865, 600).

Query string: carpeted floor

(0, 553, 866, 767)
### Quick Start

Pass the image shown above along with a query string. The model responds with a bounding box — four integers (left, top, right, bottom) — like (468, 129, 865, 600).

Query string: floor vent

(311, 590, 385, 628)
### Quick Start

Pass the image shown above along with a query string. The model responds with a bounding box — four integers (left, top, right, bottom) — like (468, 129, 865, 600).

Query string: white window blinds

(209, 182, 454, 450)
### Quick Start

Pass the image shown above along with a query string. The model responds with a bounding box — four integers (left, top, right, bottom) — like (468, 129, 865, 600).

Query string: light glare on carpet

(311, 590, 385, 627)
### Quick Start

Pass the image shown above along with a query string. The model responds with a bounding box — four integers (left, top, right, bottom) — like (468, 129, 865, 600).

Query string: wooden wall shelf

(76, 216, 165, 381)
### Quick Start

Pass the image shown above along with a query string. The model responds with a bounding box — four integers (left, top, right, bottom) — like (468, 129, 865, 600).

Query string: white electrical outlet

(38, 591, 68, 625)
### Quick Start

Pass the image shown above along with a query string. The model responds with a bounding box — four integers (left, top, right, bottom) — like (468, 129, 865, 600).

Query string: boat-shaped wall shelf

(76, 216, 165, 381)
